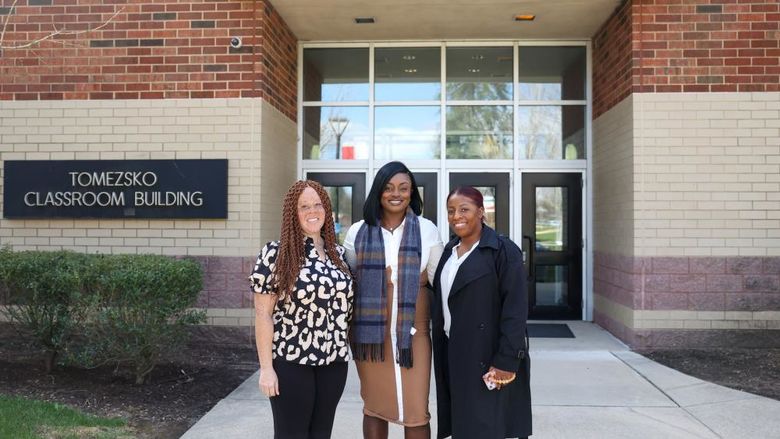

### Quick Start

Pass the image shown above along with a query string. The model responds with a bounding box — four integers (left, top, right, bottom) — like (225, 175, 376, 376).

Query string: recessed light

(467, 68, 480, 73)
(471, 55, 485, 61)
(354, 17, 375, 24)
(514, 14, 535, 21)
(404, 68, 417, 73)
(402, 55, 416, 61)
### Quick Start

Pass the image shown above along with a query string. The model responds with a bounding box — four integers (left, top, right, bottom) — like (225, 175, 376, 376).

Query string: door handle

(522, 235, 535, 281)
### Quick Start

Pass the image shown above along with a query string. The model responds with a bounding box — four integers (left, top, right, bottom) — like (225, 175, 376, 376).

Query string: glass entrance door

(449, 173, 510, 236)
(412, 172, 438, 225)
(306, 172, 366, 243)
(522, 173, 582, 319)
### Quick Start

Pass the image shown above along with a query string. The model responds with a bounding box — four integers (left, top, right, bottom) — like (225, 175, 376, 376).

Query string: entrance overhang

(269, 0, 622, 41)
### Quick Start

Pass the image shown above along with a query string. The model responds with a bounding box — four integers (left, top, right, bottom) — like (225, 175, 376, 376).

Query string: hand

(259, 367, 279, 397)
(488, 366, 516, 390)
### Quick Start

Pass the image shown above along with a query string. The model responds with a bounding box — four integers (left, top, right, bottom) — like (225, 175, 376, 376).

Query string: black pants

(269, 359, 348, 439)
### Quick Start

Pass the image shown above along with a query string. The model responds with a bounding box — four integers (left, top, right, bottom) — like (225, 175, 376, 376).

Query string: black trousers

(269, 358, 348, 439)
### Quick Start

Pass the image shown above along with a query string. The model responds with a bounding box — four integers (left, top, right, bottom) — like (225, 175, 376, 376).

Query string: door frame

(305, 171, 367, 227)
(518, 169, 587, 321)
(448, 171, 512, 237)
(411, 171, 438, 225)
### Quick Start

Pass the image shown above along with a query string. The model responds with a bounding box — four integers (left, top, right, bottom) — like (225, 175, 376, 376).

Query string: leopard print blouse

(250, 239, 354, 365)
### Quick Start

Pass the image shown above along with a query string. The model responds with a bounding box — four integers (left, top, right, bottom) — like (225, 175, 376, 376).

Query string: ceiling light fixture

(467, 68, 480, 73)
(402, 55, 416, 61)
(514, 14, 535, 21)
(471, 55, 485, 61)
(354, 17, 375, 24)
(404, 68, 417, 73)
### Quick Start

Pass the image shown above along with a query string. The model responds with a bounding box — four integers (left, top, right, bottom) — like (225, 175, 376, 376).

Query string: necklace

(382, 220, 402, 233)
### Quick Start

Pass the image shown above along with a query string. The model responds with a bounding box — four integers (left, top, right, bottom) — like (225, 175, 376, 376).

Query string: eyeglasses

(298, 203, 324, 213)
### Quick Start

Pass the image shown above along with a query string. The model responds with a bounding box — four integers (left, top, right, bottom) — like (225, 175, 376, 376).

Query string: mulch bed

(641, 348, 780, 402)
(0, 325, 258, 438)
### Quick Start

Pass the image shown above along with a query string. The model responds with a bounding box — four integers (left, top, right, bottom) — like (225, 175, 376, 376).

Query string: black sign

(3, 160, 228, 219)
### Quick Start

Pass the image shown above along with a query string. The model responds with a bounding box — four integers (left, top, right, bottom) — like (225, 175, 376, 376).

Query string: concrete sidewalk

(181, 322, 780, 438)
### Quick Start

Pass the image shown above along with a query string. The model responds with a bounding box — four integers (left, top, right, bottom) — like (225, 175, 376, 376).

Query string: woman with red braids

(249, 180, 354, 439)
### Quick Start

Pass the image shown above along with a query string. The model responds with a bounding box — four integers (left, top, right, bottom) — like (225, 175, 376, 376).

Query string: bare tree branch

(0, 3, 123, 51)
(0, 0, 20, 50)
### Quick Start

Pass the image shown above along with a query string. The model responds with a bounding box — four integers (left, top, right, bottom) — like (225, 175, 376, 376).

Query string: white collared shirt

(440, 239, 480, 337)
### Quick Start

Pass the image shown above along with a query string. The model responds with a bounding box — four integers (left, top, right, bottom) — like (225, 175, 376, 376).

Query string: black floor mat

(528, 323, 575, 338)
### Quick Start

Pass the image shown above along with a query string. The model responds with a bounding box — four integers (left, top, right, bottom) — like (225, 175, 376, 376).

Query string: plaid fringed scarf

(351, 209, 421, 368)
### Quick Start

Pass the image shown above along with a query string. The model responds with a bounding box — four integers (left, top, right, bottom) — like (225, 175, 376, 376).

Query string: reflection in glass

(446, 47, 513, 101)
(418, 186, 426, 216)
(375, 106, 440, 159)
(518, 106, 585, 160)
(474, 186, 496, 230)
(375, 47, 441, 101)
(303, 48, 369, 102)
(303, 107, 369, 160)
(535, 187, 567, 251)
(446, 106, 512, 159)
(535, 265, 568, 306)
(518, 47, 586, 100)
(324, 186, 352, 243)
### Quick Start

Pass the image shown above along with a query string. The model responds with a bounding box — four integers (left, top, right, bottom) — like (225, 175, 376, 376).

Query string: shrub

(84, 255, 206, 385)
(0, 249, 97, 373)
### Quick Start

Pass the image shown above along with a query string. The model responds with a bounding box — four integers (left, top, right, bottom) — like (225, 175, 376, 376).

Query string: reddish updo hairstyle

(446, 186, 485, 223)
(447, 186, 484, 208)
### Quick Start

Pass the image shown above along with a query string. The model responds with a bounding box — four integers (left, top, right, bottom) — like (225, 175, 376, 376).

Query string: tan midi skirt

(355, 269, 432, 427)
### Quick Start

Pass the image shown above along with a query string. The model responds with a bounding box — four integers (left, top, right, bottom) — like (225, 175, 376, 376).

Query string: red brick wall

(595, 253, 780, 313)
(593, 0, 780, 118)
(594, 252, 780, 347)
(193, 256, 255, 309)
(593, 0, 634, 119)
(0, 0, 297, 119)
(258, 1, 296, 120)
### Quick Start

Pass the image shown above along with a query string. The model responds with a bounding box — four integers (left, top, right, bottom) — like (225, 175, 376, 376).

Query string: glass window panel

(303, 48, 369, 102)
(535, 265, 568, 306)
(446, 106, 512, 159)
(518, 106, 585, 160)
(303, 107, 369, 160)
(324, 186, 352, 243)
(375, 47, 441, 101)
(446, 47, 513, 101)
(535, 187, 567, 252)
(518, 47, 586, 101)
(375, 106, 440, 160)
(474, 186, 497, 231)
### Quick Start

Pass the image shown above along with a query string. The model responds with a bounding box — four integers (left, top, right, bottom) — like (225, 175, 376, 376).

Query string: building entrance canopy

(268, 0, 622, 41)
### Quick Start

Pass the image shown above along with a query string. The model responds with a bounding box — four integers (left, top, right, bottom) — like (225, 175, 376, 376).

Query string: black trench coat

(431, 225, 532, 439)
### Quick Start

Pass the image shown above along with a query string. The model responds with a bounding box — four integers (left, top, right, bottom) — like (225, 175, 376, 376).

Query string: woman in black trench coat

(431, 186, 532, 439)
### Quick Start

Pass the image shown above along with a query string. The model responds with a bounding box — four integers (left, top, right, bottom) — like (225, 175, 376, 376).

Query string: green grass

(536, 228, 562, 250)
(0, 394, 132, 439)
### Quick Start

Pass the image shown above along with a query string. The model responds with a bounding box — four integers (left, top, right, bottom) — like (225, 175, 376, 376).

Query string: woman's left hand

(488, 366, 517, 390)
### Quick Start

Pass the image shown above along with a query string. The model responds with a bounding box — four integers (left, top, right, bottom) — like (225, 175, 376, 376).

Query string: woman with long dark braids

(249, 180, 354, 439)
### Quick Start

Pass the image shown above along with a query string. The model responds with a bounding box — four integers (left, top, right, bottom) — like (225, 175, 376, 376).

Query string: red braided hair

(273, 180, 351, 300)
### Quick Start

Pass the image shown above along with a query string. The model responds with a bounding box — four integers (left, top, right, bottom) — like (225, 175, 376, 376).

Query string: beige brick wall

(633, 92, 780, 257)
(258, 100, 298, 248)
(0, 98, 296, 257)
(595, 295, 780, 331)
(593, 95, 635, 257)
